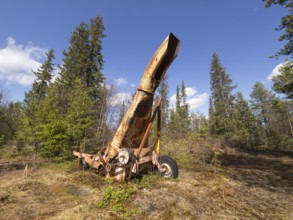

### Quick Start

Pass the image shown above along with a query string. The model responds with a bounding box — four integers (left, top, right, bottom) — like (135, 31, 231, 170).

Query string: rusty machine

(73, 33, 180, 182)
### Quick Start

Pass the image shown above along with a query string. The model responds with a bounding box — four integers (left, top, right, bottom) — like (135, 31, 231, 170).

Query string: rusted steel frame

(135, 98, 162, 158)
(156, 101, 161, 156)
(137, 155, 152, 164)
(133, 147, 151, 158)
(73, 151, 93, 158)
(73, 151, 102, 169)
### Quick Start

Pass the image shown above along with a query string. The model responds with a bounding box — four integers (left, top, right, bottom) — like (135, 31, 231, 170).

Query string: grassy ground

(0, 147, 292, 220)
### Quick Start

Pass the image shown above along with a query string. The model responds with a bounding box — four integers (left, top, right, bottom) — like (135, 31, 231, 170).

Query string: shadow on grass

(219, 152, 293, 193)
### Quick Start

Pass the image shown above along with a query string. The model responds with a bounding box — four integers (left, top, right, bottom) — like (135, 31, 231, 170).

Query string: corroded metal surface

(103, 33, 180, 162)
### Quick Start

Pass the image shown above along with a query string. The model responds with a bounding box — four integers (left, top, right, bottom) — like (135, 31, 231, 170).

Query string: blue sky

(0, 0, 288, 115)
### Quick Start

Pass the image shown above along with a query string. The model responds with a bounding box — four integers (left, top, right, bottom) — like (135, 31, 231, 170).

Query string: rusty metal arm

(104, 33, 180, 162)
(135, 97, 162, 158)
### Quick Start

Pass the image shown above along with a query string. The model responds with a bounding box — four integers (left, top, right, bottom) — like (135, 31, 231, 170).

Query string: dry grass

(0, 147, 292, 220)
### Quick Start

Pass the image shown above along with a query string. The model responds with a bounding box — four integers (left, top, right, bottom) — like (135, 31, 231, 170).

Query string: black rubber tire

(158, 155, 179, 178)
(82, 160, 90, 170)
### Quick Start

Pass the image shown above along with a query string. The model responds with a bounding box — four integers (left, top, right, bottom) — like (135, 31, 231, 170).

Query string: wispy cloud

(266, 62, 285, 81)
(0, 37, 47, 86)
(169, 87, 209, 111)
(115, 77, 128, 86)
(109, 92, 132, 106)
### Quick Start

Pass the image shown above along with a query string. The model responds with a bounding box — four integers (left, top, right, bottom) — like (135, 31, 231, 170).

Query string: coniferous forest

(0, 11, 292, 159)
(0, 1, 292, 219)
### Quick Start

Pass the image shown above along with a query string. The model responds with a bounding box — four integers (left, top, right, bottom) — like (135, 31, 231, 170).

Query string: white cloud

(169, 87, 209, 111)
(266, 62, 285, 81)
(51, 66, 60, 83)
(0, 37, 47, 86)
(185, 87, 197, 97)
(115, 77, 127, 86)
(105, 82, 112, 91)
(169, 93, 176, 106)
(188, 93, 209, 111)
(109, 92, 132, 106)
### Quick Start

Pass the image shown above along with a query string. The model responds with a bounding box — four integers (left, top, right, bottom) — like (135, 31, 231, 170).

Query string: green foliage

(168, 81, 190, 135)
(190, 113, 209, 137)
(133, 173, 161, 189)
(55, 16, 107, 153)
(209, 53, 236, 135)
(0, 100, 24, 146)
(228, 92, 259, 148)
(250, 82, 275, 141)
(163, 135, 214, 170)
(263, 0, 293, 58)
(40, 120, 68, 158)
(17, 16, 108, 159)
(65, 79, 93, 149)
(96, 174, 165, 217)
(0, 145, 28, 159)
(57, 16, 105, 101)
(272, 61, 293, 99)
(97, 182, 142, 217)
(21, 49, 55, 154)
(250, 82, 293, 150)
(2, 14, 292, 162)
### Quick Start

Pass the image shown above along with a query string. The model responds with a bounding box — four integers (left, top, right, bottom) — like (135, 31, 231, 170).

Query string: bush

(97, 182, 142, 217)
(162, 134, 214, 171)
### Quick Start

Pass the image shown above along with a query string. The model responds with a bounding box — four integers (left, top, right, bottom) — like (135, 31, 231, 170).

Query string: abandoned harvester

(73, 33, 180, 182)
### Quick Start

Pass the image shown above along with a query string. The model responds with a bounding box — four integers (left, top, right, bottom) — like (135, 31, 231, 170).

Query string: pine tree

(209, 53, 236, 135)
(250, 82, 275, 146)
(250, 82, 293, 150)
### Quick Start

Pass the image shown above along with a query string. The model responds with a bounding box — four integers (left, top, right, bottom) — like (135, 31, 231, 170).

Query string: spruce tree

(57, 16, 105, 100)
(209, 53, 236, 135)
(22, 49, 55, 154)
(168, 81, 190, 135)
(180, 81, 190, 132)
(38, 83, 68, 158)
(56, 16, 106, 150)
(65, 79, 93, 152)
(176, 85, 181, 112)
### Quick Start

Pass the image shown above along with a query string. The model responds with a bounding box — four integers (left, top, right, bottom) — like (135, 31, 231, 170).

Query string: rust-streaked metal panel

(103, 33, 180, 162)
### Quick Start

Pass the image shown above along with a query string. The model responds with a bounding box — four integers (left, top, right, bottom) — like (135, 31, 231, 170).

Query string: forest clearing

(0, 146, 292, 220)
(1, 1, 292, 220)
